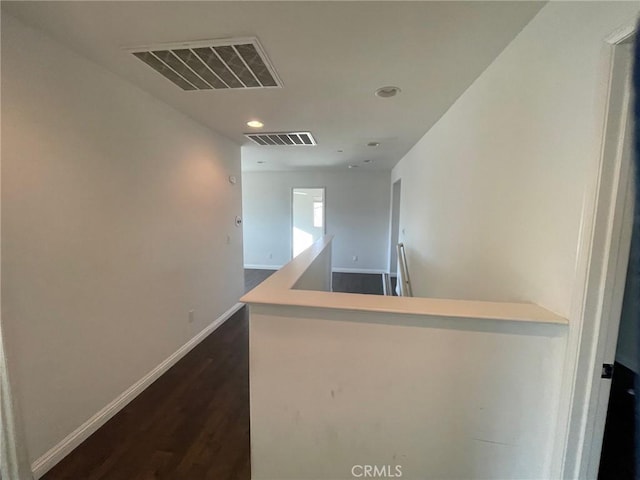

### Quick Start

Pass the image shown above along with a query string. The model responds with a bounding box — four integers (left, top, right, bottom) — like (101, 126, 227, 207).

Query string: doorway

(389, 180, 401, 275)
(292, 187, 325, 258)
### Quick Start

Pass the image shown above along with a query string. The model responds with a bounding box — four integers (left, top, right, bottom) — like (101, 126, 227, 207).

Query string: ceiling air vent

(129, 37, 282, 91)
(245, 132, 317, 146)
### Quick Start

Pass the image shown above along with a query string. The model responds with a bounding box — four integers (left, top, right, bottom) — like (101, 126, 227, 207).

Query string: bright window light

(313, 201, 323, 228)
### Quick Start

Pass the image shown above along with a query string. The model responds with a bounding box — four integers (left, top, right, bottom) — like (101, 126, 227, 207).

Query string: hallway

(42, 308, 251, 480)
(42, 271, 384, 479)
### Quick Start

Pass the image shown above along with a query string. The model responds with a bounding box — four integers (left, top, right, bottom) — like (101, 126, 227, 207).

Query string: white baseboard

(332, 268, 387, 274)
(31, 302, 245, 479)
(244, 264, 282, 270)
(245, 265, 389, 275)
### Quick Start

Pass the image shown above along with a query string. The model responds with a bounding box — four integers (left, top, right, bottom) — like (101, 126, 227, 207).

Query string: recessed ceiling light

(337, 149, 344, 153)
(367, 142, 380, 147)
(363, 159, 372, 164)
(375, 86, 401, 98)
(348, 164, 359, 169)
(257, 160, 265, 164)
(247, 120, 264, 128)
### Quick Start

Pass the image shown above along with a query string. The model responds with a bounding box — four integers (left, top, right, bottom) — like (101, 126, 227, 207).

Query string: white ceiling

(2, 1, 544, 172)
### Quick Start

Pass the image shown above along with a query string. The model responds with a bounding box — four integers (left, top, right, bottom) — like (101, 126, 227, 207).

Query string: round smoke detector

(375, 86, 401, 98)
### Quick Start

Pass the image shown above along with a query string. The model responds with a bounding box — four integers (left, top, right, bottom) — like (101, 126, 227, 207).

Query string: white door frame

(554, 22, 636, 479)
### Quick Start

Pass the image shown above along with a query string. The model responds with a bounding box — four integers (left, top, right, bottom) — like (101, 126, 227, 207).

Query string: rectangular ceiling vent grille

(129, 37, 282, 91)
(245, 132, 317, 146)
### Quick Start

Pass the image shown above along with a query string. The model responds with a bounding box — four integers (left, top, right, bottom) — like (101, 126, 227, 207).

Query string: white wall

(251, 303, 566, 480)
(242, 170, 390, 272)
(291, 238, 333, 293)
(391, 2, 639, 318)
(246, 235, 568, 480)
(1, 13, 244, 469)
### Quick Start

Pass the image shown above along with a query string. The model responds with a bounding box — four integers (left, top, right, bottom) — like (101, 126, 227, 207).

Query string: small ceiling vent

(129, 37, 282, 91)
(245, 132, 317, 146)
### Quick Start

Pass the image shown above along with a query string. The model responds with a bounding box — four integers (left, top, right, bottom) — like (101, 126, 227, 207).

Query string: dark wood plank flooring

(42, 307, 250, 480)
(244, 268, 276, 293)
(332, 272, 384, 295)
(245, 269, 388, 296)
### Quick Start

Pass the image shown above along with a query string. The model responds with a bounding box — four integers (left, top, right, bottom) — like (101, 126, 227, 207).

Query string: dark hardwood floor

(332, 272, 385, 295)
(245, 268, 389, 296)
(244, 268, 276, 293)
(42, 307, 250, 480)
